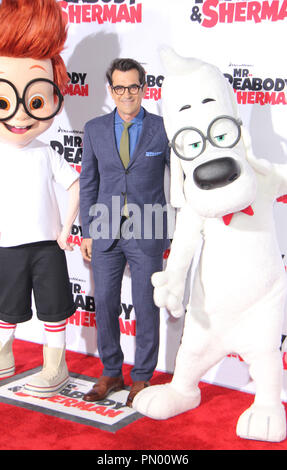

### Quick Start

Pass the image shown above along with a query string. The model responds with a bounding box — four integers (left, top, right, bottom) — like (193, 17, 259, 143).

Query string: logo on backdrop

(68, 279, 136, 336)
(224, 66, 287, 106)
(69, 280, 96, 328)
(144, 74, 164, 102)
(63, 72, 89, 98)
(190, 0, 287, 28)
(50, 128, 83, 174)
(59, 0, 142, 24)
(68, 224, 83, 247)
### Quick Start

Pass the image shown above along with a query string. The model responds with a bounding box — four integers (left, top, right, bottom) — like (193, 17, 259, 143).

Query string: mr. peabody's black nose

(193, 157, 241, 190)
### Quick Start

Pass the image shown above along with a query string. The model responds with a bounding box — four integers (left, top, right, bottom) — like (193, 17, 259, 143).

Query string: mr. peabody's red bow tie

(223, 195, 287, 225)
(222, 205, 254, 226)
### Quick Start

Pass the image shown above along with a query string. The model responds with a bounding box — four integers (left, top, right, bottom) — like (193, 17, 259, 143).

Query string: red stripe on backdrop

(1, 339, 287, 451)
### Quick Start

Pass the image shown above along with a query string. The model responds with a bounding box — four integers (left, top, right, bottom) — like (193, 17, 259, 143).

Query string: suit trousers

(91, 236, 163, 381)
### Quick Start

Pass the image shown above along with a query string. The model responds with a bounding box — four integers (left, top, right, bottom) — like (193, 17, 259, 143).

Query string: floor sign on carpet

(0, 368, 142, 432)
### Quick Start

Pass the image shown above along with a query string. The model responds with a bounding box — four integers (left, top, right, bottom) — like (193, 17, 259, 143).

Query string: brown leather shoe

(83, 375, 124, 402)
(126, 380, 150, 407)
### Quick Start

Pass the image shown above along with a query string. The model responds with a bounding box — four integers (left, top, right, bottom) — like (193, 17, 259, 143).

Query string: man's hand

(80, 238, 92, 262)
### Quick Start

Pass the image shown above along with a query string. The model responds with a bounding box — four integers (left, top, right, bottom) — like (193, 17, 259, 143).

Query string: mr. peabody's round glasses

(171, 116, 242, 161)
(111, 84, 144, 95)
(0, 78, 64, 121)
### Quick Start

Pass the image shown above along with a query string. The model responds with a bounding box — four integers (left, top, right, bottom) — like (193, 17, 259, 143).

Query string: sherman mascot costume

(133, 47, 287, 443)
(0, 0, 79, 397)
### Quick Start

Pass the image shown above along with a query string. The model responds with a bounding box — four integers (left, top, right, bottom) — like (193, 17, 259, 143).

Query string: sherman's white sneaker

(24, 346, 69, 397)
(0, 339, 15, 378)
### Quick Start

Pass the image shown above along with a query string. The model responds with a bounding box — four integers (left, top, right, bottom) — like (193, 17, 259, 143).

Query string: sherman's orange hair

(0, 0, 68, 91)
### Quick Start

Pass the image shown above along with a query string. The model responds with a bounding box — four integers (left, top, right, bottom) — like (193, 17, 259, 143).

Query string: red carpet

(1, 339, 287, 452)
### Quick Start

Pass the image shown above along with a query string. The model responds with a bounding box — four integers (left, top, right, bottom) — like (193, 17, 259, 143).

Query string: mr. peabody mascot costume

(133, 48, 287, 442)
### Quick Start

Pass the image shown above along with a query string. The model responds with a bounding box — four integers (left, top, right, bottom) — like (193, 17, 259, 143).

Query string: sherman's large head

(0, 0, 68, 147)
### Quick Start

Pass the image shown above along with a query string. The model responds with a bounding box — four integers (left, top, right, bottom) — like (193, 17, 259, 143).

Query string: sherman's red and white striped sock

(43, 320, 67, 349)
(0, 321, 16, 346)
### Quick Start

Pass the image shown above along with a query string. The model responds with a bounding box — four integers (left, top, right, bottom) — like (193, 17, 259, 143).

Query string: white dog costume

(133, 48, 287, 442)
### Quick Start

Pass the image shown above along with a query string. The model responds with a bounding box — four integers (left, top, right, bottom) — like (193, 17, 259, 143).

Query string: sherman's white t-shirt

(0, 139, 79, 247)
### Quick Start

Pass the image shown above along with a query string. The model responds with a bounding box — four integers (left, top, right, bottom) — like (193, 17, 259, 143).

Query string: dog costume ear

(159, 46, 204, 75)
(225, 76, 241, 120)
(170, 151, 186, 208)
(241, 126, 271, 175)
(159, 46, 190, 208)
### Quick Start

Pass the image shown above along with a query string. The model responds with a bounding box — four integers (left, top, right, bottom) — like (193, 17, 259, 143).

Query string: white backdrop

(15, 0, 287, 397)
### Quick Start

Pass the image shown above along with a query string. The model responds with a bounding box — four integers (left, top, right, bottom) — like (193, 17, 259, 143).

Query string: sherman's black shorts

(0, 241, 76, 324)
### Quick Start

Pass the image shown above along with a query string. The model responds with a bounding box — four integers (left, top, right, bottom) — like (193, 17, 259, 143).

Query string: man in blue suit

(80, 58, 170, 406)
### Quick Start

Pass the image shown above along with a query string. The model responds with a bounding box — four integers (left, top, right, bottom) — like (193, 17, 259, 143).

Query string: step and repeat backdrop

(16, 0, 287, 397)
